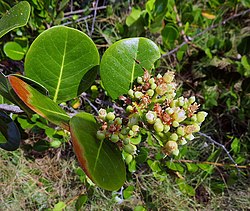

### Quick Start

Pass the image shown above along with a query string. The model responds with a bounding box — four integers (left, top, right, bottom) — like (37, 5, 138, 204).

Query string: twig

(64, 6, 106, 16)
(62, 15, 93, 26)
(162, 8, 250, 57)
(198, 132, 238, 168)
(81, 93, 99, 114)
(173, 159, 249, 169)
(90, 0, 99, 36)
(0, 104, 24, 114)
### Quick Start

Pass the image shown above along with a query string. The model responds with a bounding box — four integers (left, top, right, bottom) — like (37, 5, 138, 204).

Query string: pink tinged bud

(145, 111, 157, 124)
(163, 71, 175, 83)
(172, 108, 187, 122)
(98, 108, 107, 119)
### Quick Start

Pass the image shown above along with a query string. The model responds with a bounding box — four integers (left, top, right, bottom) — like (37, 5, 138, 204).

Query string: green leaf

(75, 194, 88, 211)
(134, 205, 146, 211)
(166, 161, 184, 173)
(3, 41, 25, 60)
(241, 55, 250, 77)
(176, 179, 195, 196)
(123, 185, 134, 199)
(161, 24, 179, 48)
(126, 7, 142, 27)
(237, 36, 250, 55)
(100, 38, 160, 99)
(0, 111, 21, 151)
(25, 26, 100, 103)
(231, 137, 240, 154)
(9, 75, 70, 130)
(53, 201, 66, 211)
(70, 112, 126, 191)
(185, 163, 198, 173)
(0, 1, 30, 38)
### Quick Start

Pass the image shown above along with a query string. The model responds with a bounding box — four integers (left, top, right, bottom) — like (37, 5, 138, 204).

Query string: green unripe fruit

(129, 130, 134, 136)
(124, 143, 137, 155)
(114, 117, 122, 125)
(50, 140, 62, 148)
(126, 105, 133, 113)
(96, 130, 106, 140)
(121, 127, 129, 135)
(170, 133, 178, 141)
(125, 154, 133, 164)
(134, 91, 143, 99)
(119, 133, 125, 140)
(106, 112, 115, 121)
(177, 127, 185, 136)
(197, 111, 208, 123)
(110, 134, 119, 143)
(123, 138, 130, 145)
(154, 120, 164, 132)
(128, 89, 134, 97)
(147, 89, 154, 97)
(172, 121, 179, 127)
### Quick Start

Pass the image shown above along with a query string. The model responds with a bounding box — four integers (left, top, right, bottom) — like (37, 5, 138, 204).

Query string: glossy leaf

(4, 41, 25, 60)
(0, 1, 30, 38)
(162, 24, 179, 48)
(0, 111, 21, 151)
(100, 38, 160, 99)
(9, 75, 70, 130)
(25, 26, 100, 103)
(70, 112, 126, 191)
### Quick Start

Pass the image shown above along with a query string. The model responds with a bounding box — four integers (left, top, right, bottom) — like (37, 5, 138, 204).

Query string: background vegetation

(0, 0, 249, 210)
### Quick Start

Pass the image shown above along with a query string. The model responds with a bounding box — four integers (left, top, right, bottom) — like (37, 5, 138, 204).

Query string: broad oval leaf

(0, 1, 30, 38)
(100, 38, 160, 99)
(4, 41, 25, 60)
(70, 112, 126, 191)
(25, 26, 100, 103)
(8, 75, 70, 130)
(0, 111, 21, 151)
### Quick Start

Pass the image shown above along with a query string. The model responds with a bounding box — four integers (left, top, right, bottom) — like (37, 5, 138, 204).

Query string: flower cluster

(96, 70, 207, 163)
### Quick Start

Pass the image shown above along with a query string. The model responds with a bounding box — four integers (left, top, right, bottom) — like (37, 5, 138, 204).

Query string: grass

(1, 144, 250, 210)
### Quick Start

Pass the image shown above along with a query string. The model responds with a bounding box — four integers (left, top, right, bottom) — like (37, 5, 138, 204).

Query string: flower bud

(188, 96, 196, 104)
(128, 89, 134, 97)
(172, 121, 179, 127)
(197, 111, 208, 123)
(106, 112, 115, 121)
(177, 127, 185, 136)
(164, 141, 178, 155)
(172, 108, 187, 122)
(124, 144, 137, 155)
(163, 71, 175, 83)
(110, 134, 119, 143)
(149, 78, 155, 84)
(125, 154, 133, 164)
(157, 74, 162, 79)
(123, 138, 130, 145)
(98, 108, 107, 120)
(129, 130, 134, 136)
(178, 96, 185, 106)
(137, 77, 143, 84)
(132, 125, 140, 132)
(147, 89, 154, 97)
(134, 91, 143, 99)
(164, 125, 170, 133)
(145, 111, 157, 124)
(155, 83, 168, 96)
(154, 120, 164, 132)
(185, 133, 195, 141)
(191, 114, 197, 122)
(170, 133, 178, 141)
(150, 83, 157, 90)
(96, 130, 106, 141)
(179, 137, 187, 145)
